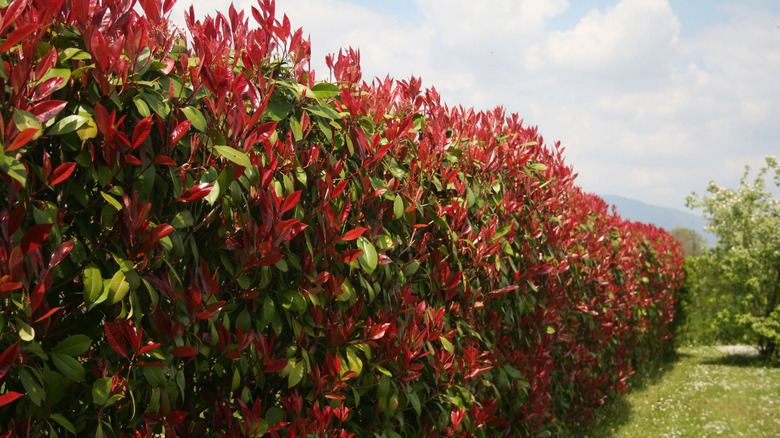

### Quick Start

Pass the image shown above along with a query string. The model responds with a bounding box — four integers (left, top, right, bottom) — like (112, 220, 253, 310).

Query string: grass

(581, 345, 780, 437)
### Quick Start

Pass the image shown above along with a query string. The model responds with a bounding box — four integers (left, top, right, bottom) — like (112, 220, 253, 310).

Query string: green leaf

(494, 225, 511, 239)
(83, 265, 103, 305)
(107, 270, 130, 305)
(346, 346, 363, 377)
(439, 336, 454, 354)
(101, 192, 123, 211)
(214, 145, 251, 169)
(375, 235, 394, 250)
(311, 82, 341, 99)
(61, 48, 91, 62)
(50, 413, 77, 434)
(19, 368, 45, 406)
(259, 295, 276, 329)
(373, 363, 393, 377)
(356, 236, 378, 274)
(133, 96, 150, 117)
(408, 391, 421, 415)
(47, 115, 88, 136)
(92, 376, 112, 406)
(305, 105, 341, 120)
(171, 211, 195, 229)
(402, 261, 419, 277)
(17, 318, 34, 342)
(267, 100, 292, 121)
(181, 106, 207, 132)
(13, 110, 42, 138)
(51, 352, 85, 382)
(394, 196, 404, 220)
(287, 360, 304, 388)
(141, 90, 169, 117)
(0, 154, 27, 186)
(52, 335, 92, 356)
(337, 278, 355, 302)
(278, 290, 306, 315)
(503, 365, 523, 379)
(76, 117, 98, 141)
(38, 68, 71, 87)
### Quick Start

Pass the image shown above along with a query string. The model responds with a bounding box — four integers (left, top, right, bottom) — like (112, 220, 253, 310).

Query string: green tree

(670, 227, 706, 257)
(686, 156, 780, 357)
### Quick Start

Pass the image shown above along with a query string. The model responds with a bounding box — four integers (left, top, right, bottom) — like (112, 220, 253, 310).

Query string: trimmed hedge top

(0, 0, 683, 436)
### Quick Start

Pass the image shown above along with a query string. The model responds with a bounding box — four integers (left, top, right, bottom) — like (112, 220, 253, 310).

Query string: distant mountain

(599, 194, 717, 246)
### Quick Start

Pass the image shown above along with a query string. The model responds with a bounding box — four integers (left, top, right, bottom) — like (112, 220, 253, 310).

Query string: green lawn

(583, 346, 780, 437)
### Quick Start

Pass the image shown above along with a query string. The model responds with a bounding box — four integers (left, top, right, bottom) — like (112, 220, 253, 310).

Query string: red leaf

(179, 183, 213, 202)
(8, 206, 24, 236)
(20, 223, 54, 254)
(124, 154, 142, 165)
(30, 100, 67, 124)
(139, 342, 161, 355)
(0, 392, 23, 407)
(377, 254, 393, 265)
(338, 249, 362, 263)
(136, 361, 165, 367)
(32, 76, 65, 101)
(171, 345, 198, 358)
(280, 190, 301, 214)
(8, 247, 23, 280)
(264, 358, 288, 373)
(340, 227, 366, 241)
(131, 116, 153, 149)
(93, 102, 111, 135)
(49, 162, 77, 185)
(253, 121, 277, 143)
(105, 323, 129, 359)
(272, 219, 307, 245)
(153, 224, 173, 239)
(367, 323, 391, 340)
(166, 410, 187, 425)
(7, 128, 39, 152)
(32, 306, 61, 323)
(169, 120, 191, 145)
(0, 282, 22, 293)
(332, 180, 349, 198)
(153, 154, 177, 166)
(0, 341, 20, 380)
(255, 253, 284, 267)
(29, 282, 45, 312)
(48, 240, 74, 270)
(90, 30, 108, 70)
(0, 0, 29, 35)
(0, 23, 38, 53)
(42, 151, 51, 183)
(315, 271, 330, 284)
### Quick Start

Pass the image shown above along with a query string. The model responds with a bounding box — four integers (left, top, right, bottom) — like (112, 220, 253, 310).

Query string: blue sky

(172, 0, 780, 212)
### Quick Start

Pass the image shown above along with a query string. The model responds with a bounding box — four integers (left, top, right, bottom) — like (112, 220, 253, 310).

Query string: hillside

(600, 194, 717, 247)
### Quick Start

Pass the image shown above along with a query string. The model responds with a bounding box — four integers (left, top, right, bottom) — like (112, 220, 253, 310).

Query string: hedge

(0, 0, 684, 436)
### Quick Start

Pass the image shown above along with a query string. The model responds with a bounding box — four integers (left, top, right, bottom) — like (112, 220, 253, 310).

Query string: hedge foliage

(0, 0, 683, 436)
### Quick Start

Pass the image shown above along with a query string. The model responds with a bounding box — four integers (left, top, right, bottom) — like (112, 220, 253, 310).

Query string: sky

(169, 0, 780, 212)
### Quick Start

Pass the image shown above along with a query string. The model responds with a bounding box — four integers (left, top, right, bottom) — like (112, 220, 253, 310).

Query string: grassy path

(585, 346, 780, 437)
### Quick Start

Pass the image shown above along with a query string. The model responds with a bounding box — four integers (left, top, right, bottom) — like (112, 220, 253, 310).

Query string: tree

(670, 227, 706, 257)
(686, 156, 780, 356)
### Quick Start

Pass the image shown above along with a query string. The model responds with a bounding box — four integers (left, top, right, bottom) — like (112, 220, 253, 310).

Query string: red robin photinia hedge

(0, 0, 684, 436)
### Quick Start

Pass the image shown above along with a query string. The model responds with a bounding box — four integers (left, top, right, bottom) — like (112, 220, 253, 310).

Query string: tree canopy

(687, 156, 780, 356)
